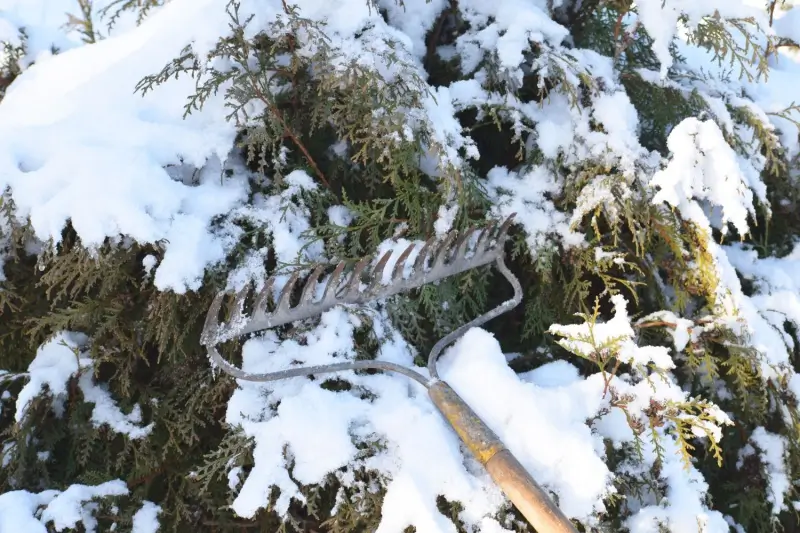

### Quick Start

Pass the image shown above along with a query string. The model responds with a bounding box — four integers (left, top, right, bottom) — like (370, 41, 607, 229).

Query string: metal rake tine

(367, 249, 394, 293)
(201, 213, 519, 345)
(201, 290, 227, 345)
(492, 214, 516, 247)
(474, 220, 497, 255)
(414, 235, 436, 274)
(300, 265, 326, 305)
(322, 261, 347, 303)
(450, 226, 477, 262)
(253, 277, 276, 315)
(342, 256, 371, 298)
(228, 284, 253, 327)
(431, 230, 459, 270)
(276, 271, 301, 313)
(391, 243, 416, 282)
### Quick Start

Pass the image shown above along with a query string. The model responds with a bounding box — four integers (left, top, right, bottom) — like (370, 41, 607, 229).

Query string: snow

(0, 481, 128, 533)
(433, 203, 459, 235)
(15, 331, 88, 422)
(226, 311, 616, 527)
(0, 0, 750, 295)
(142, 254, 157, 276)
(774, 6, 800, 44)
(633, 0, 769, 77)
(15, 332, 153, 438)
(485, 165, 583, 254)
(0, 489, 57, 533)
(649, 117, 765, 238)
(550, 294, 676, 370)
(0, 0, 84, 67)
(2, 0, 800, 531)
(0, 0, 246, 293)
(0, 0, 153, 66)
(376, 0, 448, 60)
(227, 466, 243, 490)
(40, 481, 129, 532)
(423, 85, 481, 169)
(725, 242, 800, 362)
(747, 427, 790, 515)
(224, 300, 734, 531)
(132, 501, 162, 533)
(78, 372, 154, 439)
(637, 310, 696, 352)
(327, 205, 353, 229)
(223, 167, 325, 290)
(548, 295, 736, 532)
(439, 329, 615, 521)
(667, 10, 800, 159)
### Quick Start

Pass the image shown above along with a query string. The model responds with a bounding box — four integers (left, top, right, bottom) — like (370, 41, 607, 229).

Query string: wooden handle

(485, 449, 578, 533)
(428, 381, 578, 533)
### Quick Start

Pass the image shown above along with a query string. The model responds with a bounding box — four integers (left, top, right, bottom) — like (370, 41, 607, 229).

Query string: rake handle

(428, 382, 578, 533)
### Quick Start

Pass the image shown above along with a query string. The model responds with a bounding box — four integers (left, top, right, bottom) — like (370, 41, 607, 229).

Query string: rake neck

(427, 256, 523, 380)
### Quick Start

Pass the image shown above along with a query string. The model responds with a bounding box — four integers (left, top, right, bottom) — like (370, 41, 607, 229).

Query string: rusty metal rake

(200, 215, 577, 533)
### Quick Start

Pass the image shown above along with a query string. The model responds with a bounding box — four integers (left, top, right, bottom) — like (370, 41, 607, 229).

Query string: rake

(200, 215, 578, 533)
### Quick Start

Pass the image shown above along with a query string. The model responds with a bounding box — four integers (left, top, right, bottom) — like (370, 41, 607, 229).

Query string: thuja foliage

(1, 0, 800, 532)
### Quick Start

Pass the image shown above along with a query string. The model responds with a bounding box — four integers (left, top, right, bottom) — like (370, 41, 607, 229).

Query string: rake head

(197, 217, 577, 533)
(200, 214, 521, 383)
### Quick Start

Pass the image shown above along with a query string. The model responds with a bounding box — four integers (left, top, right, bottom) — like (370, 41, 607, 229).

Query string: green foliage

(2, 0, 800, 532)
(65, 0, 101, 44)
(0, 30, 24, 99)
(98, 0, 167, 32)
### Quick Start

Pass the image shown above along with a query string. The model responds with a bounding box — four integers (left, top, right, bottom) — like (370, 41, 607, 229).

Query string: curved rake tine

(367, 249, 394, 293)
(253, 277, 276, 315)
(431, 230, 459, 270)
(228, 284, 253, 327)
(493, 214, 516, 245)
(342, 256, 372, 298)
(276, 271, 301, 314)
(300, 265, 326, 305)
(323, 261, 347, 303)
(474, 220, 497, 255)
(414, 235, 437, 274)
(201, 290, 227, 345)
(391, 243, 416, 282)
(450, 226, 477, 262)
(202, 214, 520, 346)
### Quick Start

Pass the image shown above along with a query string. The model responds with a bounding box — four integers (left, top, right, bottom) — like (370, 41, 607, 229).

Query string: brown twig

(613, 11, 625, 43)
(602, 357, 624, 397)
(127, 463, 168, 488)
(769, 0, 778, 27)
(248, 78, 331, 190)
(426, 7, 449, 60)
(241, 2, 330, 190)
(764, 1, 782, 61)
(202, 520, 262, 529)
(635, 320, 678, 329)
(613, 16, 641, 62)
